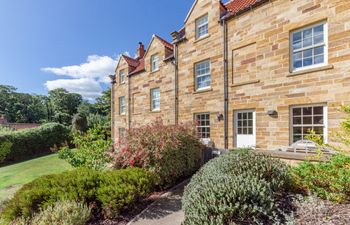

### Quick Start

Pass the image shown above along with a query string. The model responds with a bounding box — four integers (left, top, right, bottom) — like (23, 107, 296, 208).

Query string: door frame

(233, 109, 256, 148)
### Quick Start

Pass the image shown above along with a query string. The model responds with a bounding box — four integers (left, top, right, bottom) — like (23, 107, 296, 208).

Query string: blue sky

(0, 0, 194, 100)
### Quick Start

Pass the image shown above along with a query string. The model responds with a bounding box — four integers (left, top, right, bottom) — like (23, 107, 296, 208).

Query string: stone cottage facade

(111, 0, 350, 151)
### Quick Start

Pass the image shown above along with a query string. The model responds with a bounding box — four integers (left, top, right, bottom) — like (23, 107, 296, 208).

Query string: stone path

(127, 180, 188, 225)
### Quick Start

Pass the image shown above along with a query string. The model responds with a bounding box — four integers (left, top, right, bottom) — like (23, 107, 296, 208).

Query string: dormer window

(196, 14, 208, 39)
(151, 54, 159, 72)
(119, 69, 125, 84)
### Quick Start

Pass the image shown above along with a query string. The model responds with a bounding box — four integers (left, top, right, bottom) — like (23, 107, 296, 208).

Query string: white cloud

(45, 78, 103, 101)
(42, 55, 118, 82)
(42, 53, 129, 100)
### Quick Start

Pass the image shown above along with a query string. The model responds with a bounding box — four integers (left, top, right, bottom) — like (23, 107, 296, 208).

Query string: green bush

(182, 150, 292, 225)
(0, 168, 155, 223)
(12, 200, 91, 225)
(293, 154, 350, 203)
(0, 123, 69, 165)
(114, 120, 203, 187)
(71, 113, 88, 133)
(0, 141, 12, 163)
(59, 125, 112, 170)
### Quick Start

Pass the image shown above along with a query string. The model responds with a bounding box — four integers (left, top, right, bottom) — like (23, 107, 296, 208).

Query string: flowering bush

(113, 119, 203, 187)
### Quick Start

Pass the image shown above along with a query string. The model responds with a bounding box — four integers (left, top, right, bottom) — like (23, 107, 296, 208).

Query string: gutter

(174, 43, 179, 125)
(128, 73, 131, 129)
(223, 20, 229, 150)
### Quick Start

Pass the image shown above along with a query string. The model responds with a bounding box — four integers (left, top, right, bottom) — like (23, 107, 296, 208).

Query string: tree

(48, 89, 83, 125)
(72, 113, 88, 133)
(94, 88, 111, 117)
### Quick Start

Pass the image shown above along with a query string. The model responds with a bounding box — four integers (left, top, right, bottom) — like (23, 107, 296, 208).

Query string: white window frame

(290, 104, 328, 144)
(195, 60, 211, 91)
(151, 54, 159, 72)
(150, 88, 160, 111)
(196, 14, 209, 39)
(290, 21, 328, 72)
(119, 96, 126, 115)
(119, 69, 125, 84)
(195, 113, 210, 143)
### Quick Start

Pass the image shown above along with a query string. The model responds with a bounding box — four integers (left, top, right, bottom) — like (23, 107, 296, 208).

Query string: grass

(0, 154, 72, 204)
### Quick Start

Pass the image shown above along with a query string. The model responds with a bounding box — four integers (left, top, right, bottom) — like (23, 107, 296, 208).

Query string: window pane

(293, 135, 302, 142)
(313, 25, 324, 36)
(314, 55, 324, 64)
(293, 59, 302, 69)
(293, 32, 302, 43)
(303, 107, 312, 115)
(314, 46, 324, 55)
(314, 106, 323, 115)
(303, 116, 312, 124)
(293, 117, 302, 125)
(303, 57, 313, 66)
(303, 49, 313, 58)
(293, 127, 302, 135)
(248, 128, 253, 135)
(314, 116, 324, 125)
(303, 28, 312, 38)
(314, 127, 324, 135)
(293, 108, 302, 116)
(314, 35, 324, 44)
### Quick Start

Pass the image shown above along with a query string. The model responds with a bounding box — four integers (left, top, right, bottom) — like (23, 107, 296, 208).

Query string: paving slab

(127, 180, 188, 225)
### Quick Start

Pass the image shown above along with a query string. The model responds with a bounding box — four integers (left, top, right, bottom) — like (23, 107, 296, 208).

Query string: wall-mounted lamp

(267, 110, 278, 116)
(217, 113, 224, 121)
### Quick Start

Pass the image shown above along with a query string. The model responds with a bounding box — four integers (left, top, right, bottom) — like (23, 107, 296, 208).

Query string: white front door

(234, 110, 256, 148)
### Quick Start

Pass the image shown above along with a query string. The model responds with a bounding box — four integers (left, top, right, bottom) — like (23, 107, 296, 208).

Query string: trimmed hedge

(0, 123, 69, 164)
(182, 150, 292, 225)
(0, 168, 155, 223)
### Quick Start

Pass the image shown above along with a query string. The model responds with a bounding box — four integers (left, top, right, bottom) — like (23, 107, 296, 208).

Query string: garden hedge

(0, 123, 69, 165)
(0, 168, 155, 223)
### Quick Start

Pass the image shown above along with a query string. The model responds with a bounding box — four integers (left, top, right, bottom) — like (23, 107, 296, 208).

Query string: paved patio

(127, 180, 188, 225)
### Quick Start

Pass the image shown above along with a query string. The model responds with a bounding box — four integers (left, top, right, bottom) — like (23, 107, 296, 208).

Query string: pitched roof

(122, 55, 139, 68)
(118, 35, 173, 76)
(224, 0, 267, 16)
(154, 35, 174, 50)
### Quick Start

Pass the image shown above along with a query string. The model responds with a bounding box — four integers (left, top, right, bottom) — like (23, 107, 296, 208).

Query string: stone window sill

(288, 65, 334, 77)
(151, 110, 161, 113)
(193, 87, 213, 94)
(150, 69, 160, 74)
(194, 34, 210, 43)
(231, 79, 260, 87)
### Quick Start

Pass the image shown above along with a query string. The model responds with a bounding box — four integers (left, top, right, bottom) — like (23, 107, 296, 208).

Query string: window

(119, 96, 126, 115)
(150, 88, 160, 111)
(196, 14, 208, 39)
(195, 60, 211, 90)
(291, 22, 327, 71)
(195, 113, 210, 139)
(237, 112, 254, 135)
(151, 54, 159, 72)
(291, 105, 327, 143)
(119, 128, 126, 140)
(119, 69, 125, 84)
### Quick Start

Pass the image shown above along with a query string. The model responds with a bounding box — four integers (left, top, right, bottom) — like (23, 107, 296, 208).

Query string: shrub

(0, 123, 69, 165)
(59, 125, 112, 170)
(292, 154, 350, 203)
(0, 141, 12, 163)
(71, 113, 88, 133)
(182, 150, 292, 225)
(0, 168, 155, 223)
(113, 119, 203, 187)
(12, 200, 91, 225)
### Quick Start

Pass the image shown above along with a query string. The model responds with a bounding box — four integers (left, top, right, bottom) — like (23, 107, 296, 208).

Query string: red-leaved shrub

(112, 119, 203, 187)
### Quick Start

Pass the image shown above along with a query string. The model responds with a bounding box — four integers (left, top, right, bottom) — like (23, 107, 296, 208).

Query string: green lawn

(0, 154, 72, 204)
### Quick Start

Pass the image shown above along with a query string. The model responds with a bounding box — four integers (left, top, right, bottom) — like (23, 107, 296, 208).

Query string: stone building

(111, 0, 350, 152)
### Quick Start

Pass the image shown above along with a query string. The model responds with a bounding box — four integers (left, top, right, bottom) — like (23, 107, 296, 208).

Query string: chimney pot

(137, 42, 145, 58)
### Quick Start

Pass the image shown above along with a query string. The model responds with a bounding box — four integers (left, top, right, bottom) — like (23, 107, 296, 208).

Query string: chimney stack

(137, 42, 145, 59)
